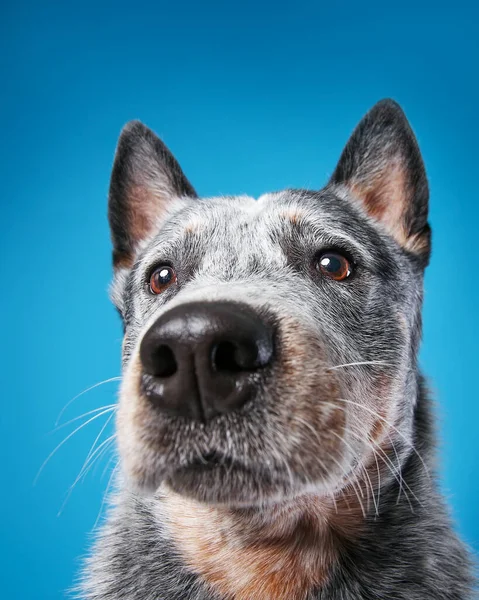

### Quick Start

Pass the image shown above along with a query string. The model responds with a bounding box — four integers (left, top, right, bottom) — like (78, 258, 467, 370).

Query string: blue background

(1, 1, 477, 597)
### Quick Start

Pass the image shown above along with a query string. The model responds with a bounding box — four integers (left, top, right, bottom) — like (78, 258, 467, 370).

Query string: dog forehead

(177, 190, 333, 234)
(184, 193, 279, 224)
(192, 194, 289, 264)
(141, 188, 392, 274)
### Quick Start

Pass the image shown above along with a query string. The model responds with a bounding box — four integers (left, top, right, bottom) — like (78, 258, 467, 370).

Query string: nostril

(213, 341, 244, 372)
(212, 340, 264, 372)
(149, 345, 177, 377)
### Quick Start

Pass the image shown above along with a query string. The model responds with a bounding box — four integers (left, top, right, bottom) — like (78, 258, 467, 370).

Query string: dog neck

(154, 380, 437, 600)
(160, 439, 420, 600)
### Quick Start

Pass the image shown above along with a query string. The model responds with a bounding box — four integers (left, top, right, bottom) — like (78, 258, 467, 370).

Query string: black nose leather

(139, 301, 274, 421)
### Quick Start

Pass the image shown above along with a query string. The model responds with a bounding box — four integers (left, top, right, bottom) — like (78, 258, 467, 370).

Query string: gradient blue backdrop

(1, 1, 477, 597)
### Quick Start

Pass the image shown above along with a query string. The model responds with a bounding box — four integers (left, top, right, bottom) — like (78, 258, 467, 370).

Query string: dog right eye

(316, 251, 353, 281)
(148, 266, 177, 295)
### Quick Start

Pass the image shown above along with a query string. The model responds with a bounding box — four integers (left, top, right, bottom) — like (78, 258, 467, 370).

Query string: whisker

(331, 453, 367, 519)
(55, 377, 121, 426)
(293, 416, 336, 477)
(294, 415, 366, 518)
(326, 361, 393, 371)
(344, 425, 415, 512)
(329, 429, 379, 517)
(342, 421, 381, 515)
(385, 430, 405, 505)
(101, 451, 118, 481)
(336, 397, 431, 481)
(82, 412, 116, 473)
(93, 462, 120, 530)
(87, 436, 117, 480)
(34, 408, 114, 485)
(51, 405, 117, 433)
(369, 438, 420, 510)
(372, 443, 381, 513)
(346, 420, 417, 511)
(77, 434, 117, 485)
(264, 432, 296, 496)
(71, 429, 116, 492)
(57, 432, 117, 517)
(312, 400, 418, 514)
(88, 437, 116, 477)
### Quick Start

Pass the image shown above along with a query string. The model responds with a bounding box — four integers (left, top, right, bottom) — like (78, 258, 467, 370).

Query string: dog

(79, 100, 475, 599)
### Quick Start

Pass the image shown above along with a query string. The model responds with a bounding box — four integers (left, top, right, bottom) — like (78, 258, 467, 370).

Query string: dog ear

(330, 99, 430, 262)
(108, 121, 197, 269)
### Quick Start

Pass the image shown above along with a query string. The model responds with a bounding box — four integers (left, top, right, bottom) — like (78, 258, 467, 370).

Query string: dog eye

(149, 266, 177, 294)
(317, 252, 352, 281)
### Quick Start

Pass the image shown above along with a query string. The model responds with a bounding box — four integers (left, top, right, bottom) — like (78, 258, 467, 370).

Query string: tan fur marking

(403, 229, 430, 254)
(184, 218, 206, 235)
(113, 252, 134, 270)
(162, 491, 364, 600)
(279, 209, 306, 226)
(368, 375, 392, 444)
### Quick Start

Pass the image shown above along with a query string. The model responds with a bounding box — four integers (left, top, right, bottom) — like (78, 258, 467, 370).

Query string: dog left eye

(316, 252, 352, 281)
(149, 266, 177, 294)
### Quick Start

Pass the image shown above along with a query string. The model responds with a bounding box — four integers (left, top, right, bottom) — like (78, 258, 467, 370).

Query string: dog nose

(139, 301, 274, 421)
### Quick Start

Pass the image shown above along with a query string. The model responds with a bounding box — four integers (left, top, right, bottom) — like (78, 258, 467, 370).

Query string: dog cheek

(116, 357, 143, 479)
(116, 354, 163, 489)
(268, 319, 347, 484)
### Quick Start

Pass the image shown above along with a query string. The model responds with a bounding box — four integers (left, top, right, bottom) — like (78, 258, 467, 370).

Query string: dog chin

(128, 456, 343, 507)
(122, 456, 296, 506)
(165, 464, 294, 506)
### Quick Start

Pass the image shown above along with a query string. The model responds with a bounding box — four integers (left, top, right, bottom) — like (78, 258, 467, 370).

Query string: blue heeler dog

(79, 100, 475, 599)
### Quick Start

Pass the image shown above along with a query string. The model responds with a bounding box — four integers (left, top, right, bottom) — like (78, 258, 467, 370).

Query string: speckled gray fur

(78, 100, 476, 599)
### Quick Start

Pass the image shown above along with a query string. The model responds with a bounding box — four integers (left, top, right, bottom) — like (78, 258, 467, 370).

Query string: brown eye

(317, 252, 352, 281)
(149, 266, 177, 294)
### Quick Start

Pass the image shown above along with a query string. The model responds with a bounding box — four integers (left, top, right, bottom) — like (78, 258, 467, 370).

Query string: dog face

(109, 100, 430, 507)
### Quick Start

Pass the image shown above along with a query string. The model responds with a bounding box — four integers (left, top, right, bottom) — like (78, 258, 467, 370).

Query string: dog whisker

(331, 454, 367, 519)
(369, 439, 420, 510)
(346, 427, 415, 512)
(336, 398, 431, 481)
(76, 410, 117, 484)
(328, 429, 379, 517)
(93, 462, 120, 530)
(371, 443, 381, 514)
(293, 415, 367, 517)
(58, 432, 117, 517)
(55, 377, 121, 426)
(325, 361, 394, 371)
(51, 405, 117, 433)
(78, 434, 117, 484)
(101, 451, 119, 481)
(89, 436, 118, 479)
(346, 420, 417, 512)
(314, 400, 417, 514)
(35, 408, 115, 485)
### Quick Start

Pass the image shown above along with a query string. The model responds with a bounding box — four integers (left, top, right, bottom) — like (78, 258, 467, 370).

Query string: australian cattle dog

(79, 100, 475, 599)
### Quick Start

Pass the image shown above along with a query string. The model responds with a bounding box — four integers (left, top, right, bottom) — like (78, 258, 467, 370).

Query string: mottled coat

(79, 100, 475, 599)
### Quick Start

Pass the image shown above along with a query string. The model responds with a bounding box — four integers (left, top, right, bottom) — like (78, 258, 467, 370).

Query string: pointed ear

(330, 99, 430, 262)
(108, 121, 197, 269)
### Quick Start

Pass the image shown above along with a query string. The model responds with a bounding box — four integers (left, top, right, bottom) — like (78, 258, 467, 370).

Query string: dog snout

(139, 301, 274, 421)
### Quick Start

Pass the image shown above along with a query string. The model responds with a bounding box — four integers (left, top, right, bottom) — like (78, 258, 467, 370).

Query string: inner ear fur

(108, 121, 197, 269)
(330, 99, 430, 262)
